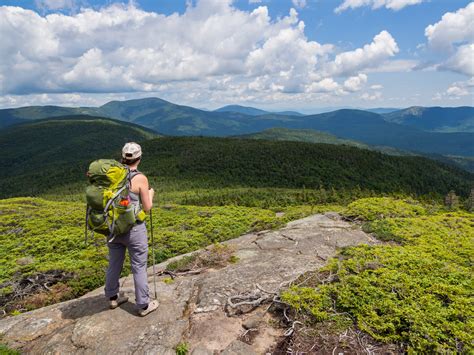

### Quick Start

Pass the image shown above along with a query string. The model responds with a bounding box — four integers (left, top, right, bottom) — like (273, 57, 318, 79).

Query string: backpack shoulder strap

(129, 170, 142, 179)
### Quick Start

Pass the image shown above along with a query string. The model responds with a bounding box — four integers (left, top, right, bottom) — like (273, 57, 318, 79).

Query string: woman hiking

(104, 142, 159, 316)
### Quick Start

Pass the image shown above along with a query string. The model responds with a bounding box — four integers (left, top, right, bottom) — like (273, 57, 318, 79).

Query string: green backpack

(85, 159, 146, 242)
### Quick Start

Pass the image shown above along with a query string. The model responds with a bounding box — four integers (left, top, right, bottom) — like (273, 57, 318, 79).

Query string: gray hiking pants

(104, 222, 150, 308)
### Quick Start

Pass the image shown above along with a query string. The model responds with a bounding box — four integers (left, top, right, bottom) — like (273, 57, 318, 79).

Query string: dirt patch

(271, 321, 403, 354)
(240, 310, 284, 354)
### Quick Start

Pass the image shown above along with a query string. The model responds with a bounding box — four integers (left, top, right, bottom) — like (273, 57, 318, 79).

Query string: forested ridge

(0, 117, 157, 197)
(0, 125, 472, 199)
(140, 136, 473, 196)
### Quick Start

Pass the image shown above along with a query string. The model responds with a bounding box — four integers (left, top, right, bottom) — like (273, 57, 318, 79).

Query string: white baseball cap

(122, 142, 142, 160)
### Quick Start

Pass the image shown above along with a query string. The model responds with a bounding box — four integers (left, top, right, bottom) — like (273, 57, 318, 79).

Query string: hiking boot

(138, 299, 159, 317)
(109, 294, 129, 309)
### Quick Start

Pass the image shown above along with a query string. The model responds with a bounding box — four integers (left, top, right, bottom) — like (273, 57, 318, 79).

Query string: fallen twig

(241, 327, 258, 341)
(227, 293, 267, 308)
(256, 283, 277, 295)
(284, 320, 303, 337)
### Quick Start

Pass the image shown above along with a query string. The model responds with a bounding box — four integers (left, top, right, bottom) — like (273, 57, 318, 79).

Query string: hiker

(104, 142, 159, 316)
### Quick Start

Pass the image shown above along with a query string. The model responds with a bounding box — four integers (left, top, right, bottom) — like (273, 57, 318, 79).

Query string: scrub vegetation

(281, 197, 473, 353)
(2, 194, 472, 353)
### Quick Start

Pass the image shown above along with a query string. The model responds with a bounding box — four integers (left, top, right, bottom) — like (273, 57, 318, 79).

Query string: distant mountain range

(215, 105, 304, 116)
(383, 106, 474, 133)
(365, 108, 401, 114)
(0, 98, 473, 158)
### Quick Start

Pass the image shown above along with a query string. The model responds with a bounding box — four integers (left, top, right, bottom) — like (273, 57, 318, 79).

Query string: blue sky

(0, 0, 472, 111)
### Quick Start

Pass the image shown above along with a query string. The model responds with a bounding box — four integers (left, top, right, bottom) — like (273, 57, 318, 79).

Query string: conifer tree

(465, 188, 474, 212)
(444, 190, 459, 209)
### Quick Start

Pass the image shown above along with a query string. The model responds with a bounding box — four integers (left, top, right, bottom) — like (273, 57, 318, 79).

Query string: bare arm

(133, 174, 154, 212)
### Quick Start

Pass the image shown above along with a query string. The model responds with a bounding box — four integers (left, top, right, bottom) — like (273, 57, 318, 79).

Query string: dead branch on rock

(227, 293, 268, 309)
(175, 268, 205, 276)
(284, 321, 303, 337)
(154, 268, 206, 280)
(1, 270, 73, 315)
(163, 244, 237, 280)
(226, 288, 277, 316)
(241, 327, 258, 339)
(256, 283, 277, 295)
(239, 327, 260, 345)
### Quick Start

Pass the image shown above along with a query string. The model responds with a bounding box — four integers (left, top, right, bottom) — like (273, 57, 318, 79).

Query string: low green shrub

(343, 197, 428, 221)
(281, 286, 332, 321)
(166, 254, 199, 272)
(283, 197, 473, 352)
(175, 342, 188, 355)
(0, 344, 20, 355)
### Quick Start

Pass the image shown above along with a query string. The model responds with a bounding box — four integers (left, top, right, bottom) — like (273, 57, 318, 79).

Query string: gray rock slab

(191, 346, 214, 355)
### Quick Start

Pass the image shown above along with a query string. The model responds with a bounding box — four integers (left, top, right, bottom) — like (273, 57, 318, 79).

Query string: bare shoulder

(131, 172, 148, 183)
(130, 172, 148, 190)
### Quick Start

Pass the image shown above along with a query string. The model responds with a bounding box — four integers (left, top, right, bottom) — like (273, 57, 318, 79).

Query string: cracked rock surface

(0, 213, 378, 354)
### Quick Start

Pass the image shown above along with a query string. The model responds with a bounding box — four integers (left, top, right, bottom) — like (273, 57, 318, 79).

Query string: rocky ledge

(0, 212, 378, 354)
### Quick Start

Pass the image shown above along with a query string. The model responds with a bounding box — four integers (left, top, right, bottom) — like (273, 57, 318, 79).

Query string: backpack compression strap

(106, 168, 133, 242)
(128, 169, 147, 224)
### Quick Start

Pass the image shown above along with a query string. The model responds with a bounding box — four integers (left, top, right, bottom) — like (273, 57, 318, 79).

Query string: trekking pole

(84, 204, 89, 247)
(150, 208, 158, 300)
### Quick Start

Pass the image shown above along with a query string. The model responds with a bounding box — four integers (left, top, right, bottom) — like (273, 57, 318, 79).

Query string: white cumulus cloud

(425, 3, 474, 50)
(0, 1, 401, 105)
(447, 78, 474, 97)
(424, 3, 474, 77)
(306, 78, 341, 93)
(343, 74, 367, 92)
(327, 30, 399, 76)
(292, 0, 307, 9)
(360, 91, 382, 101)
(335, 0, 424, 13)
(441, 43, 474, 76)
(433, 78, 474, 101)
